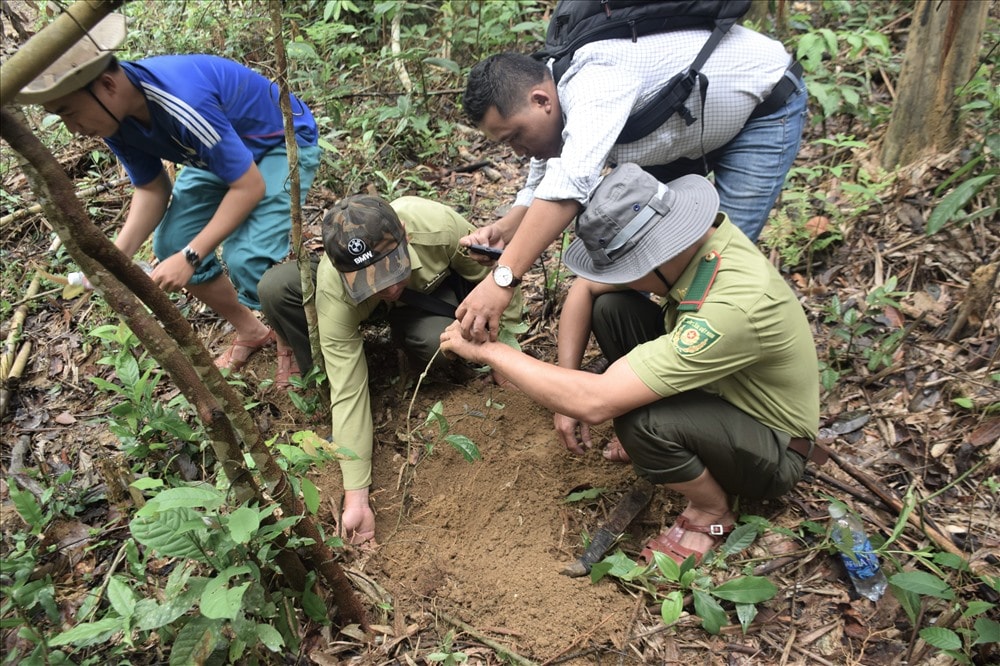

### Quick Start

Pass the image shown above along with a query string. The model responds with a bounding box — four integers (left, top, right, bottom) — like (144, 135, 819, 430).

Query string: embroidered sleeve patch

(671, 316, 722, 356)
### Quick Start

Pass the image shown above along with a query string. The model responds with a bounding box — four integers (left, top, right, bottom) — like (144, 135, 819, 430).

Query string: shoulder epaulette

(678, 251, 721, 312)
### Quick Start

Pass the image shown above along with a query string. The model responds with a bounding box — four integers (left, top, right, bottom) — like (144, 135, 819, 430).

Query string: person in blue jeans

(453, 26, 807, 350)
(15, 13, 322, 371)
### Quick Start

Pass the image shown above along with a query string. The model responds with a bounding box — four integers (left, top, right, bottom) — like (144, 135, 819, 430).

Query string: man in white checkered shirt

(455, 25, 806, 344)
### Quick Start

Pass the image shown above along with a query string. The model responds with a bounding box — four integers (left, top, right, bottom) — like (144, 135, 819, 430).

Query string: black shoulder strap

(616, 18, 736, 145)
(400, 288, 457, 319)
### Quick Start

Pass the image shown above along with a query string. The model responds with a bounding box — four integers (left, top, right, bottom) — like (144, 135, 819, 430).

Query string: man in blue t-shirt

(15, 13, 323, 371)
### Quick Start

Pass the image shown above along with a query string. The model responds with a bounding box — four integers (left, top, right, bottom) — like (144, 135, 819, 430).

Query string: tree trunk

(2, 0, 368, 631)
(880, 0, 989, 169)
(267, 0, 324, 375)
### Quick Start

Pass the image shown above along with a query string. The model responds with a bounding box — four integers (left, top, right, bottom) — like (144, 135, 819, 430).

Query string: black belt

(788, 436, 829, 465)
(749, 60, 804, 120)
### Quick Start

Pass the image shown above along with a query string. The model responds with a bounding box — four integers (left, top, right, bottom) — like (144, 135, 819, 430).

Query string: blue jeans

(152, 143, 322, 309)
(643, 80, 808, 242)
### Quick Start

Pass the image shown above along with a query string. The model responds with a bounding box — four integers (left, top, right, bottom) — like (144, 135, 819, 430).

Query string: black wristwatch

(492, 264, 521, 288)
(182, 245, 202, 268)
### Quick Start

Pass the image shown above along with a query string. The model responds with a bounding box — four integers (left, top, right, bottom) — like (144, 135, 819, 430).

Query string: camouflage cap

(323, 195, 411, 303)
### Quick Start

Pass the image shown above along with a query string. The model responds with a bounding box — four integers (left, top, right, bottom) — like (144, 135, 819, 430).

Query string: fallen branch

(438, 610, 538, 666)
(0, 176, 130, 226)
(827, 449, 964, 559)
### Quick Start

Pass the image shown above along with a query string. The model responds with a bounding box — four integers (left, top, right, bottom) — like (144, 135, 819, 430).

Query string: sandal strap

(674, 515, 734, 537)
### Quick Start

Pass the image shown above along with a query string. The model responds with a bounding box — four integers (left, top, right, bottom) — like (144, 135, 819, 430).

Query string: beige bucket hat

(14, 13, 126, 104)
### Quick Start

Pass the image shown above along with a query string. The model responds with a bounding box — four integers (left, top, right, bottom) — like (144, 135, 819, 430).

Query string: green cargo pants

(592, 291, 805, 500)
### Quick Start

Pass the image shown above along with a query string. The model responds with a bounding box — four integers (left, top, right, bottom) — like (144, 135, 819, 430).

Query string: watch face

(494, 265, 513, 287)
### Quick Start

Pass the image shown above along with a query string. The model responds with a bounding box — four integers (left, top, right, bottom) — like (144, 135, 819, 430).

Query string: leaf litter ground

(2, 120, 998, 666)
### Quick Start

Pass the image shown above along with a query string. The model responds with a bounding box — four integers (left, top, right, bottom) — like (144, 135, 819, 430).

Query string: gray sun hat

(563, 164, 719, 284)
(14, 13, 127, 105)
(322, 195, 412, 303)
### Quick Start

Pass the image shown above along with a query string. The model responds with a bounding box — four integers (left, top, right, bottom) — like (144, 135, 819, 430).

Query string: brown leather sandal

(273, 347, 301, 389)
(214, 328, 275, 372)
(640, 515, 734, 565)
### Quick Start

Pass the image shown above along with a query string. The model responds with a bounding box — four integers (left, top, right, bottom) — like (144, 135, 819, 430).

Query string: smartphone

(467, 244, 504, 260)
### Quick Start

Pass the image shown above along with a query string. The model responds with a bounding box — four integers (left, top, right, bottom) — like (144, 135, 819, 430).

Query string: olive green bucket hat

(322, 196, 411, 303)
(15, 13, 127, 104)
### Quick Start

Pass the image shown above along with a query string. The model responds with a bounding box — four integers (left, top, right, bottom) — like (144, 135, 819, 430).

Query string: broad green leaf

(135, 485, 224, 517)
(563, 487, 606, 503)
(497, 326, 522, 351)
(919, 627, 962, 651)
(693, 590, 728, 635)
(424, 400, 448, 436)
(291, 429, 328, 456)
(106, 577, 136, 618)
(138, 577, 205, 631)
(719, 524, 757, 556)
(257, 623, 285, 652)
(962, 601, 994, 618)
(201, 566, 252, 620)
(130, 507, 206, 560)
(170, 616, 223, 666)
(972, 617, 1000, 645)
(9, 485, 46, 532)
(660, 591, 684, 625)
(301, 478, 321, 515)
(735, 603, 758, 633)
(590, 561, 613, 583)
(230, 614, 256, 660)
(711, 576, 778, 604)
(889, 571, 954, 600)
(302, 583, 327, 622)
(49, 616, 121, 647)
(890, 584, 921, 625)
(445, 434, 481, 462)
(652, 551, 681, 582)
(926, 173, 996, 235)
(423, 57, 460, 75)
(130, 477, 164, 490)
(596, 550, 644, 580)
(228, 507, 261, 544)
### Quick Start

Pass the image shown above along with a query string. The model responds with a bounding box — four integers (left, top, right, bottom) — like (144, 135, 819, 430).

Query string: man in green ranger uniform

(441, 164, 820, 564)
(258, 196, 522, 544)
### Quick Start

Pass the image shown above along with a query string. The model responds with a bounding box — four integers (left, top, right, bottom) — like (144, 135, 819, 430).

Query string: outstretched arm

(114, 169, 173, 257)
(455, 198, 580, 342)
(441, 320, 658, 424)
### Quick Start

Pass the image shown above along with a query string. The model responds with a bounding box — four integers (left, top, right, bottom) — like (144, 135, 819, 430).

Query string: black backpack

(533, 0, 752, 144)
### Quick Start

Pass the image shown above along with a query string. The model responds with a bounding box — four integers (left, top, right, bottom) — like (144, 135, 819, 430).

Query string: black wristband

(182, 245, 202, 268)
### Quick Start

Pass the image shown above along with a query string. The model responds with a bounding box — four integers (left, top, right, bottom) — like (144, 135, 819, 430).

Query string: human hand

(149, 252, 195, 292)
(439, 320, 488, 364)
(455, 278, 511, 343)
(553, 413, 592, 455)
(459, 224, 506, 266)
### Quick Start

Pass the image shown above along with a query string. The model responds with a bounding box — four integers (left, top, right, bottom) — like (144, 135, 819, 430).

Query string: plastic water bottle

(828, 502, 888, 601)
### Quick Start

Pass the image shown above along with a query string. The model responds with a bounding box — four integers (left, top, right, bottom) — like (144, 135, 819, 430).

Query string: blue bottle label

(840, 537, 880, 579)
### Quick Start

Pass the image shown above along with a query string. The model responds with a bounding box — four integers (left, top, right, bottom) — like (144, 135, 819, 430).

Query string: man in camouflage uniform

(258, 195, 522, 544)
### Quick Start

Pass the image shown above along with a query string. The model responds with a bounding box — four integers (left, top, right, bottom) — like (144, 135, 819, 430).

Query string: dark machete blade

(560, 478, 654, 577)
